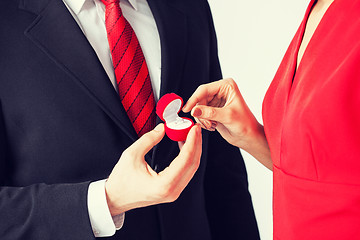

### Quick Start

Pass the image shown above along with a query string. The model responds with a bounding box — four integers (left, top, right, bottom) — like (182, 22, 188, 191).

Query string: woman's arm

(183, 78, 273, 170)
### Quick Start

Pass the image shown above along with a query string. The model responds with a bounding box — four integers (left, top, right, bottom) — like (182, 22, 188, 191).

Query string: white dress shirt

(62, 0, 161, 237)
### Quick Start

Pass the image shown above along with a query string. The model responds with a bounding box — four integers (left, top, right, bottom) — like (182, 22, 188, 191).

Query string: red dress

(262, 0, 360, 239)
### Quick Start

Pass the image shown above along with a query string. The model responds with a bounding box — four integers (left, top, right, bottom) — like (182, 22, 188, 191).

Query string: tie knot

(101, 0, 120, 7)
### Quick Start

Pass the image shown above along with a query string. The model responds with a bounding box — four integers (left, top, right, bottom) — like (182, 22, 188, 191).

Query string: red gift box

(156, 93, 194, 142)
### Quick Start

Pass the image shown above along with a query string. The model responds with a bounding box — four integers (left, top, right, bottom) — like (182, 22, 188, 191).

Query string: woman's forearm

(239, 123, 273, 171)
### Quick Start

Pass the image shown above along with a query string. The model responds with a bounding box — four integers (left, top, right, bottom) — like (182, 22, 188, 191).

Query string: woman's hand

(183, 78, 272, 170)
(183, 78, 259, 148)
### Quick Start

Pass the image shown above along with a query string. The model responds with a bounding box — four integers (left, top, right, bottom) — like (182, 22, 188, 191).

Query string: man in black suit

(0, 0, 260, 239)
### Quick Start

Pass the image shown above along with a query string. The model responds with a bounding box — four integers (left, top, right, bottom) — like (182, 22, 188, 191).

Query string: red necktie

(101, 0, 156, 137)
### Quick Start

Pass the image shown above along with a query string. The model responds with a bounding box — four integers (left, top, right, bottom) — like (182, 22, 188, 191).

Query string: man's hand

(105, 123, 202, 216)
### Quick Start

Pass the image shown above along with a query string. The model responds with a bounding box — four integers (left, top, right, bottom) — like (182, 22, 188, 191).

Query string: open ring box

(156, 93, 194, 142)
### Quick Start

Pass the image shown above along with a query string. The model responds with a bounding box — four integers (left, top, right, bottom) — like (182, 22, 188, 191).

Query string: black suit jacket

(0, 0, 260, 239)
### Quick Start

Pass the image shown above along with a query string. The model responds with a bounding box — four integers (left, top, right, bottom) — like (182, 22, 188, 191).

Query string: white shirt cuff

(87, 179, 125, 237)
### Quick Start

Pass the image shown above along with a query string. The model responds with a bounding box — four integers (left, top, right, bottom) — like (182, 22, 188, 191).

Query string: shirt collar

(63, 0, 86, 14)
(127, 0, 139, 10)
(64, 0, 138, 15)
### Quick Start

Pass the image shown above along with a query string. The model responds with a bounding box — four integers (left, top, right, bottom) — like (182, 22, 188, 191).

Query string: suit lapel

(19, 0, 189, 166)
(147, 0, 188, 170)
(20, 0, 138, 142)
(148, 0, 188, 97)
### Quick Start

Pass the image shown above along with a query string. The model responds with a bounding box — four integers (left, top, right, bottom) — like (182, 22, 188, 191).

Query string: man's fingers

(178, 141, 185, 150)
(178, 124, 202, 162)
(172, 125, 203, 189)
(129, 124, 165, 157)
(159, 125, 202, 184)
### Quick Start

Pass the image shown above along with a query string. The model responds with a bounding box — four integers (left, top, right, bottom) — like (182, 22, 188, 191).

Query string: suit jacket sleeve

(202, 2, 260, 239)
(0, 103, 95, 240)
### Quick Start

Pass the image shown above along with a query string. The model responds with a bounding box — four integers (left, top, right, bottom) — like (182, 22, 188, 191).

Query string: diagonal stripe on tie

(132, 89, 155, 126)
(116, 37, 143, 86)
(125, 74, 151, 116)
(120, 59, 148, 104)
(114, 32, 137, 72)
(108, 19, 128, 51)
(132, 92, 156, 135)
(106, 7, 122, 33)
(138, 111, 156, 137)
(101, 0, 156, 137)
(105, 6, 120, 33)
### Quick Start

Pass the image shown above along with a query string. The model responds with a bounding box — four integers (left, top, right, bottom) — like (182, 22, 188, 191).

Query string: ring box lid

(156, 93, 183, 123)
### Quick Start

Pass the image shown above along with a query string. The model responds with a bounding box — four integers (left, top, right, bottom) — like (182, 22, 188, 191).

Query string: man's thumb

(130, 124, 165, 157)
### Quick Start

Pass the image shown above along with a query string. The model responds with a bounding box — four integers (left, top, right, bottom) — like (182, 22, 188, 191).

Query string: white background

(207, 1, 309, 239)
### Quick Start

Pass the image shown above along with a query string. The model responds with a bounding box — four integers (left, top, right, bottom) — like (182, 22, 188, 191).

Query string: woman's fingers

(191, 105, 226, 123)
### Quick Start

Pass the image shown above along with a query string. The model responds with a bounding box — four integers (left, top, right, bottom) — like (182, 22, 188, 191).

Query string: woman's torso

(262, 0, 360, 239)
